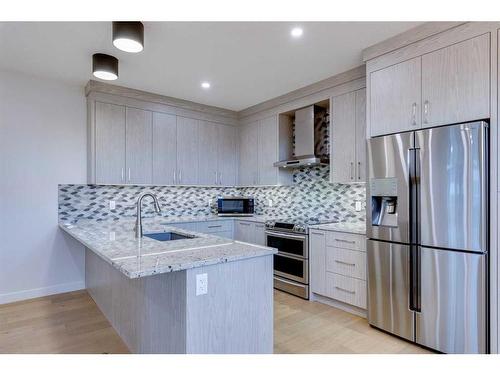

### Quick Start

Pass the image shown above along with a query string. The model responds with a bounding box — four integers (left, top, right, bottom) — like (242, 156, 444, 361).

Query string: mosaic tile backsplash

(58, 166, 366, 223)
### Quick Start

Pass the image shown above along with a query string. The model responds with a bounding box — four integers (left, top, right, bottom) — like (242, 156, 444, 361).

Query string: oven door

(265, 230, 308, 258)
(274, 253, 309, 284)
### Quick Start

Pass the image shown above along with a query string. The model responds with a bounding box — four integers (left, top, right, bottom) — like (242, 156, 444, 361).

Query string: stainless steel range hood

(274, 105, 329, 168)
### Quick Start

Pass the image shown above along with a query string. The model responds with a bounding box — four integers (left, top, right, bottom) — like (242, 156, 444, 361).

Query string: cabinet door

(254, 223, 266, 246)
(217, 125, 238, 186)
(370, 57, 421, 136)
(152, 112, 177, 185)
(235, 221, 254, 243)
(310, 230, 327, 296)
(176, 116, 199, 185)
(239, 121, 259, 185)
(197, 121, 219, 185)
(258, 116, 278, 185)
(330, 92, 356, 183)
(355, 88, 367, 182)
(421, 33, 490, 128)
(95, 102, 126, 184)
(125, 107, 152, 184)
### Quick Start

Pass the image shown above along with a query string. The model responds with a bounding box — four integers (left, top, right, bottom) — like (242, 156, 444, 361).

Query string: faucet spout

(135, 192, 162, 238)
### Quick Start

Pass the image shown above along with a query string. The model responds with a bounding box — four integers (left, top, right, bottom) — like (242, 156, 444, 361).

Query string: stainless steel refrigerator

(367, 121, 489, 354)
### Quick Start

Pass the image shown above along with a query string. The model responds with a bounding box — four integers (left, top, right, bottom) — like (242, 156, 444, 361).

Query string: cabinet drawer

(326, 273, 367, 309)
(197, 220, 233, 233)
(326, 247, 366, 280)
(326, 231, 366, 251)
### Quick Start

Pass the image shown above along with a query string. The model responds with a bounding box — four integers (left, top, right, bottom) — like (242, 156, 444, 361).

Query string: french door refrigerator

(367, 121, 488, 354)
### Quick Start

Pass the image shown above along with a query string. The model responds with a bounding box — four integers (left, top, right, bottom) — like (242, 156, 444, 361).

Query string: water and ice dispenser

(370, 177, 398, 228)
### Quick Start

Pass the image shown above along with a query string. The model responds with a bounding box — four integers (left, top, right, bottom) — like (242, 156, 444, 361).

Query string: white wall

(0, 70, 87, 304)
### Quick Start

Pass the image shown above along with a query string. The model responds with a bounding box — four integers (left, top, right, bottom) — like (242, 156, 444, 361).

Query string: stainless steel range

(265, 218, 333, 299)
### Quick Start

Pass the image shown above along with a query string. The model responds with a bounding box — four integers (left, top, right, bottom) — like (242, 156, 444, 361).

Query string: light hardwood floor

(0, 289, 430, 354)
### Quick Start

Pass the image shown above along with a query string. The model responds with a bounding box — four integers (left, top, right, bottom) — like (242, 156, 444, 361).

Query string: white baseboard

(0, 280, 85, 305)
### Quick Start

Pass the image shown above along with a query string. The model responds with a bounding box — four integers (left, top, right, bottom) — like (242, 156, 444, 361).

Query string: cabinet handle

(214, 171, 218, 185)
(208, 225, 222, 229)
(411, 102, 417, 125)
(240, 222, 251, 226)
(423, 100, 429, 124)
(350, 162, 354, 180)
(178, 170, 182, 184)
(335, 286, 356, 294)
(121, 168, 124, 182)
(219, 172, 222, 185)
(311, 231, 324, 236)
(128, 168, 131, 182)
(173, 169, 176, 185)
(357, 161, 361, 180)
(335, 238, 356, 244)
(335, 260, 356, 266)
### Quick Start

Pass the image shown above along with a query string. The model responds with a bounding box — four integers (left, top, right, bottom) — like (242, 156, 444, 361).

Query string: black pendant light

(112, 21, 144, 53)
(92, 53, 118, 81)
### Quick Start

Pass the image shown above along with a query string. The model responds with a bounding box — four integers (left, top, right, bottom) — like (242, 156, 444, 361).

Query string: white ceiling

(0, 22, 421, 111)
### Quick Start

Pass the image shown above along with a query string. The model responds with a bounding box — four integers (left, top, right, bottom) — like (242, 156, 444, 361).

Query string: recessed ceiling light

(291, 27, 303, 38)
(92, 53, 118, 81)
(112, 21, 144, 53)
(201, 82, 211, 89)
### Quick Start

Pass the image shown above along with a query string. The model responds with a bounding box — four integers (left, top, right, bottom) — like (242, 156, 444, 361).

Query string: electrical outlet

(355, 201, 362, 212)
(268, 199, 273, 207)
(109, 200, 116, 210)
(109, 231, 116, 241)
(196, 273, 208, 296)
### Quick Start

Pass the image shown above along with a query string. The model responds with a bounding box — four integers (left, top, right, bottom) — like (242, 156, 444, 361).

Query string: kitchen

(1, 16, 499, 363)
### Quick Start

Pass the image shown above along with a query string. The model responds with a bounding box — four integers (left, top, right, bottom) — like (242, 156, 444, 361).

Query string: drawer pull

(335, 239, 356, 244)
(207, 225, 223, 228)
(335, 260, 355, 266)
(335, 286, 356, 294)
(311, 232, 325, 236)
(240, 223, 251, 226)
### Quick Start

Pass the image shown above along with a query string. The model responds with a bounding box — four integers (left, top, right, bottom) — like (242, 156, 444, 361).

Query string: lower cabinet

(309, 229, 367, 310)
(234, 220, 266, 246)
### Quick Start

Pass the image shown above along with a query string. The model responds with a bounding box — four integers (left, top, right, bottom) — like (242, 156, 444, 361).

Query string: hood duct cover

(274, 105, 329, 168)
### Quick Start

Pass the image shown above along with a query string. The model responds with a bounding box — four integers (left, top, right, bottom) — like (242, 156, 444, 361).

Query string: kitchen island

(60, 218, 276, 354)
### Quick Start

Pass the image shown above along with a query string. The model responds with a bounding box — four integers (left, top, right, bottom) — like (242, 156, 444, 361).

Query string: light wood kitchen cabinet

(330, 88, 366, 183)
(234, 220, 266, 245)
(421, 33, 490, 128)
(370, 57, 422, 137)
(239, 121, 259, 185)
(176, 116, 199, 185)
(125, 107, 153, 184)
(152, 112, 177, 185)
(217, 124, 238, 186)
(95, 102, 126, 184)
(309, 228, 367, 310)
(197, 121, 219, 185)
(258, 115, 279, 185)
(310, 230, 327, 296)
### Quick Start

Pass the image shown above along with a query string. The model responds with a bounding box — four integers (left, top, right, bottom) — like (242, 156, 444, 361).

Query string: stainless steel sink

(143, 232, 196, 242)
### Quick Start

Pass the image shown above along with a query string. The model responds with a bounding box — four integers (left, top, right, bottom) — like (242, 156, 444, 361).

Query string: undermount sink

(143, 232, 196, 242)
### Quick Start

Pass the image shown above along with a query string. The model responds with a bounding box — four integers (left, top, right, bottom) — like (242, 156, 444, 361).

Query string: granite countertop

(309, 221, 366, 235)
(158, 214, 271, 224)
(59, 217, 277, 279)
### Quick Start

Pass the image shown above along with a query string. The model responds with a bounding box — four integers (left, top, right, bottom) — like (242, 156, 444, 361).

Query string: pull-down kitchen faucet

(135, 192, 162, 238)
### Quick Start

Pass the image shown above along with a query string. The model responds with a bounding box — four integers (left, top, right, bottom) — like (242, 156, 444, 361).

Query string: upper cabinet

(370, 57, 421, 137)
(369, 33, 490, 137)
(95, 102, 126, 184)
(176, 116, 199, 185)
(330, 88, 366, 183)
(238, 116, 293, 186)
(197, 120, 219, 185)
(217, 124, 238, 186)
(421, 33, 490, 128)
(152, 112, 177, 185)
(125, 107, 153, 184)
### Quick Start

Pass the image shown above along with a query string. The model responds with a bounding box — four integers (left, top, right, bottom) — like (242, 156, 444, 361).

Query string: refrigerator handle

(408, 148, 421, 312)
(409, 245, 421, 312)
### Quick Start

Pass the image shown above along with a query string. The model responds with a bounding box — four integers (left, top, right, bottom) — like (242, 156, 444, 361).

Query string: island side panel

(85, 248, 187, 353)
(185, 255, 274, 354)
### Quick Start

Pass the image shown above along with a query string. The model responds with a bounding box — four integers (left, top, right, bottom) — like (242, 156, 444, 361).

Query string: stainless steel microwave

(217, 197, 254, 216)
